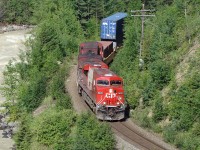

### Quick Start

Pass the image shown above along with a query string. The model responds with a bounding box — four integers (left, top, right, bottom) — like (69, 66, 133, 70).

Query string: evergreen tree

(1, 0, 37, 24)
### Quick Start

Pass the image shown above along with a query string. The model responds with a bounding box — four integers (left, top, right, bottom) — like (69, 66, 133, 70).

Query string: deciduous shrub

(74, 113, 115, 150)
(14, 114, 32, 150)
(31, 109, 76, 149)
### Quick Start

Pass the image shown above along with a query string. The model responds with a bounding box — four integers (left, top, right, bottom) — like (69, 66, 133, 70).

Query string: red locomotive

(77, 42, 126, 120)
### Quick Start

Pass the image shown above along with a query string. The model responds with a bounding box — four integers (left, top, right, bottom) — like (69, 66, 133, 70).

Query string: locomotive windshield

(97, 80, 122, 86)
(110, 80, 122, 85)
(97, 80, 109, 86)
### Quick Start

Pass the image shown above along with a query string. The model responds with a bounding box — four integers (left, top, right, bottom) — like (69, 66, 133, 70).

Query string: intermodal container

(100, 12, 127, 46)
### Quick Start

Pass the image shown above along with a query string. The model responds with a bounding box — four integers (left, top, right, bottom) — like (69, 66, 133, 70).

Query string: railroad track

(110, 121, 168, 150)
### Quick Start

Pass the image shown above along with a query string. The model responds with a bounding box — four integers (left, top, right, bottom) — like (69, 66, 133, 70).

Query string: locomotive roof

(94, 68, 119, 78)
(78, 58, 107, 69)
(78, 53, 102, 60)
(84, 60, 106, 67)
(80, 41, 99, 49)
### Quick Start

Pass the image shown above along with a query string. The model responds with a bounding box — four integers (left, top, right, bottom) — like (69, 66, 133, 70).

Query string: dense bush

(149, 60, 172, 89)
(169, 71, 200, 131)
(49, 64, 72, 109)
(14, 114, 32, 150)
(31, 109, 76, 149)
(74, 113, 115, 150)
(0, 0, 37, 24)
(17, 72, 47, 112)
(152, 93, 167, 122)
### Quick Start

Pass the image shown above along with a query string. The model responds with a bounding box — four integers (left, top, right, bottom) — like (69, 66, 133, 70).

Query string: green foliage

(142, 82, 156, 105)
(31, 108, 76, 149)
(152, 93, 167, 122)
(75, 0, 98, 27)
(191, 122, 200, 136)
(1, 60, 19, 102)
(14, 114, 32, 150)
(1, 0, 37, 24)
(49, 67, 72, 109)
(174, 132, 200, 150)
(17, 72, 47, 112)
(74, 113, 115, 150)
(149, 60, 172, 89)
(163, 122, 178, 143)
(85, 17, 99, 40)
(131, 108, 155, 128)
(169, 71, 200, 131)
(32, 0, 84, 52)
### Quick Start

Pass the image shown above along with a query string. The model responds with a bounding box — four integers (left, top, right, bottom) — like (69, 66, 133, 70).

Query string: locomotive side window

(97, 80, 109, 86)
(110, 80, 122, 85)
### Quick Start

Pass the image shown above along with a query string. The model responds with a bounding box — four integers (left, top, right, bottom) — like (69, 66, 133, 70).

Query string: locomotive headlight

(103, 102, 106, 105)
(117, 102, 120, 105)
(118, 96, 122, 100)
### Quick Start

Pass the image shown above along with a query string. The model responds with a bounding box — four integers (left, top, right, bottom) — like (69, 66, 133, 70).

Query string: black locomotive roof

(80, 42, 99, 49)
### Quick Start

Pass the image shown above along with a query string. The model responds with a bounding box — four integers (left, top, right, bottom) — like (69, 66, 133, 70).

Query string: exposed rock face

(0, 25, 35, 34)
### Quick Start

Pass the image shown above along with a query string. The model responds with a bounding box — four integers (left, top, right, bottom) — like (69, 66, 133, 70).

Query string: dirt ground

(0, 30, 31, 150)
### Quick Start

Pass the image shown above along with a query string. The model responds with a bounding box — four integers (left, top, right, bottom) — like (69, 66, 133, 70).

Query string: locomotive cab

(77, 60, 108, 96)
(88, 68, 126, 120)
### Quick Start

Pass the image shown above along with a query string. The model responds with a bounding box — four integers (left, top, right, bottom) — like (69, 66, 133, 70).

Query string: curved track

(66, 65, 177, 150)
(110, 120, 174, 150)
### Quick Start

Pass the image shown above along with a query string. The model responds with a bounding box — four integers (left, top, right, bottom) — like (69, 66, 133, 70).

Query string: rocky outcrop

(0, 25, 35, 34)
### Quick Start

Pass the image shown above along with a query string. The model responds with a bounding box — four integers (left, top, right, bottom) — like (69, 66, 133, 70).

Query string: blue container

(100, 12, 127, 46)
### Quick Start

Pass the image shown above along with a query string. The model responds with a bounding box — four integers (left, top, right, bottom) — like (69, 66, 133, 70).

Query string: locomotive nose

(108, 107, 116, 117)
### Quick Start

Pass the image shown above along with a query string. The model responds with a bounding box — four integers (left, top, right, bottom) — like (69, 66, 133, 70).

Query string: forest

(0, 0, 200, 149)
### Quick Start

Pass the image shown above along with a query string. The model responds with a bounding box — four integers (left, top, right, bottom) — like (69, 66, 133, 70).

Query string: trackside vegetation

(110, 0, 200, 149)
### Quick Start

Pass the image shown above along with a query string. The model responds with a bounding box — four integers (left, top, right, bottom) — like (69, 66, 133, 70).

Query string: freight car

(101, 12, 127, 46)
